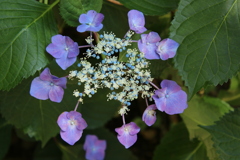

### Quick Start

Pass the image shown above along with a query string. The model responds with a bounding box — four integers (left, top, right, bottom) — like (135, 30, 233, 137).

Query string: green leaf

(153, 122, 208, 160)
(0, 70, 119, 146)
(148, 60, 169, 78)
(59, 0, 103, 27)
(58, 143, 84, 160)
(0, 118, 12, 160)
(100, 2, 129, 37)
(181, 96, 233, 160)
(0, 0, 58, 91)
(201, 109, 240, 160)
(34, 139, 62, 160)
(117, 0, 179, 15)
(170, 0, 240, 99)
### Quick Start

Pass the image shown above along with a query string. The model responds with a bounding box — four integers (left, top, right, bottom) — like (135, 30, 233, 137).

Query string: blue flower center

(165, 94, 169, 98)
(50, 82, 54, 86)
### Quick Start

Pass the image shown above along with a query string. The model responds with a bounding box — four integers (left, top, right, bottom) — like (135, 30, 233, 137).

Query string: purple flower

(156, 38, 179, 60)
(128, 10, 147, 34)
(57, 111, 87, 145)
(115, 122, 140, 148)
(83, 135, 106, 160)
(30, 68, 67, 103)
(152, 80, 188, 115)
(77, 10, 104, 32)
(138, 32, 161, 59)
(46, 35, 79, 70)
(142, 104, 157, 126)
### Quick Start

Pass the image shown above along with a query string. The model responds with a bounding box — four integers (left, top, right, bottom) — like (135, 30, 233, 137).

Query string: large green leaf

(202, 109, 240, 160)
(58, 143, 84, 160)
(100, 2, 129, 37)
(0, 118, 12, 160)
(181, 96, 233, 160)
(117, 0, 179, 15)
(34, 139, 62, 160)
(170, 0, 240, 99)
(59, 0, 103, 27)
(0, 0, 58, 91)
(153, 122, 208, 160)
(0, 69, 119, 146)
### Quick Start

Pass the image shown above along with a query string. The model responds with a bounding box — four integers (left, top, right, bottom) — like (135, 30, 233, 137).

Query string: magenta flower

(142, 104, 157, 126)
(128, 10, 147, 34)
(30, 68, 67, 103)
(77, 10, 104, 32)
(138, 32, 161, 59)
(115, 122, 140, 148)
(46, 35, 79, 70)
(83, 135, 106, 160)
(156, 38, 179, 60)
(152, 80, 188, 115)
(57, 111, 87, 145)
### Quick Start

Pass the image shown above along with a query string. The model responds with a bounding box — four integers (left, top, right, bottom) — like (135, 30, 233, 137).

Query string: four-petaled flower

(77, 10, 104, 32)
(156, 38, 179, 60)
(115, 122, 140, 148)
(152, 80, 188, 115)
(138, 32, 161, 59)
(46, 34, 79, 70)
(142, 104, 157, 126)
(83, 135, 106, 160)
(57, 111, 87, 145)
(30, 68, 67, 103)
(128, 10, 147, 34)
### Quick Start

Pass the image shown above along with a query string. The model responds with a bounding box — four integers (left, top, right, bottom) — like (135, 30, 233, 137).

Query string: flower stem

(145, 97, 149, 106)
(122, 114, 126, 125)
(129, 40, 138, 43)
(123, 29, 130, 38)
(79, 45, 91, 48)
(74, 100, 80, 111)
(148, 80, 160, 90)
(90, 31, 94, 47)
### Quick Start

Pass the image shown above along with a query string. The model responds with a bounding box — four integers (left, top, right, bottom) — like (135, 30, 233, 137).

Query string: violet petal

(49, 85, 64, 103)
(30, 77, 51, 100)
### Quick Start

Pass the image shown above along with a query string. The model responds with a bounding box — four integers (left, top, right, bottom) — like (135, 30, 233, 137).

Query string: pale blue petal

(60, 128, 83, 145)
(161, 80, 181, 94)
(57, 112, 69, 131)
(77, 24, 90, 33)
(49, 85, 64, 103)
(165, 90, 188, 115)
(30, 77, 51, 100)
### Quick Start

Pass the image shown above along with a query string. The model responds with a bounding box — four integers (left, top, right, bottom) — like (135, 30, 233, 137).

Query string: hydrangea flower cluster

(29, 9, 188, 159)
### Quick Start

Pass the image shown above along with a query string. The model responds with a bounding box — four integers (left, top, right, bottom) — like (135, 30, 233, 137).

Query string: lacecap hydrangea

(29, 9, 188, 158)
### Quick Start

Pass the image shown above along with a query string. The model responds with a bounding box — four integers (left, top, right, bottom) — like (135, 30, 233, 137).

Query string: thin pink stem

(148, 80, 160, 90)
(79, 45, 91, 48)
(129, 40, 138, 43)
(74, 100, 80, 111)
(145, 97, 149, 106)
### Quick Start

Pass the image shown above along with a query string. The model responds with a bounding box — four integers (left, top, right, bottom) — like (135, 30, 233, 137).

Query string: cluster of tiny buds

(68, 31, 154, 114)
